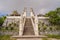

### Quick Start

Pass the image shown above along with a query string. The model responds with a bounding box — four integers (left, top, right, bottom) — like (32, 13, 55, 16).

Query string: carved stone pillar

(30, 8, 35, 17)
(23, 8, 27, 17)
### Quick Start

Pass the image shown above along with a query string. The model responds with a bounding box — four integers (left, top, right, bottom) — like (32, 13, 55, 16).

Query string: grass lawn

(46, 34, 60, 39)
(0, 35, 16, 40)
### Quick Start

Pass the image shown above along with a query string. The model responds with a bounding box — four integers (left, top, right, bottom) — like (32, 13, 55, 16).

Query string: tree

(56, 8, 60, 14)
(0, 16, 6, 26)
(45, 8, 60, 25)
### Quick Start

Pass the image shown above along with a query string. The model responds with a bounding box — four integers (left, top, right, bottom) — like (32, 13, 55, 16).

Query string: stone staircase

(23, 18, 35, 35)
(12, 18, 48, 40)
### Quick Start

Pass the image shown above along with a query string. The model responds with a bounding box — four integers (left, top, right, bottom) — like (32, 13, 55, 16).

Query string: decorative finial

(30, 8, 35, 16)
(30, 8, 33, 12)
(23, 7, 27, 12)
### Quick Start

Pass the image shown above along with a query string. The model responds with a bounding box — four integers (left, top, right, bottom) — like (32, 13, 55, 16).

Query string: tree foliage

(45, 8, 60, 25)
(0, 16, 6, 26)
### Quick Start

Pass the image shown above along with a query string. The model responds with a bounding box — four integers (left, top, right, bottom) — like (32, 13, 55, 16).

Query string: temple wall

(2, 16, 21, 27)
(38, 17, 49, 25)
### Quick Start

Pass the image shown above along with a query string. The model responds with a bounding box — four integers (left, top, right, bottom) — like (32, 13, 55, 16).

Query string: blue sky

(0, 0, 60, 16)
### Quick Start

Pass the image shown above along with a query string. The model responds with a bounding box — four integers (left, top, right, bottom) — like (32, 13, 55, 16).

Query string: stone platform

(12, 35, 47, 40)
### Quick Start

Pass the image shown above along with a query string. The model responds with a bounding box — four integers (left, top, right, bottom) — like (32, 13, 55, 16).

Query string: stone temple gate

(3, 8, 49, 40)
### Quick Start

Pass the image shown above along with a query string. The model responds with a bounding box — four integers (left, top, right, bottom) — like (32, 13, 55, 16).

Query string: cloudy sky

(0, 0, 60, 16)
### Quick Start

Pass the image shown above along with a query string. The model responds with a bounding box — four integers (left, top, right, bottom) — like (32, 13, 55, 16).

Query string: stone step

(12, 35, 60, 40)
(12, 35, 47, 40)
(23, 18, 34, 35)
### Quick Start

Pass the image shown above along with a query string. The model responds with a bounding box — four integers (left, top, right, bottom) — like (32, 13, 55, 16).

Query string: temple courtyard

(0, 8, 60, 40)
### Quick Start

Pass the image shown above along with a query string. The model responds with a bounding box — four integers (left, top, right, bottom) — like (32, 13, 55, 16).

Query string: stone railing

(31, 16, 39, 35)
(31, 17, 36, 35)
(22, 17, 26, 34)
(19, 17, 26, 36)
(31, 17, 35, 24)
(31, 17, 35, 28)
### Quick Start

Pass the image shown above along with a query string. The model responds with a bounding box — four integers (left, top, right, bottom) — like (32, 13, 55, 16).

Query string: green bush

(5, 27, 8, 30)
(49, 27, 52, 31)
(47, 34, 60, 39)
(0, 27, 2, 30)
(10, 27, 14, 30)
(1, 27, 6, 31)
